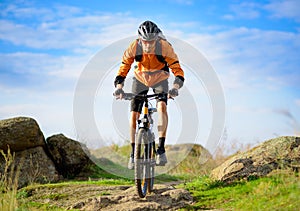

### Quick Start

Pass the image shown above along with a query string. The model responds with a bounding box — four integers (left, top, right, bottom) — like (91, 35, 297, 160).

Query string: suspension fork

(142, 98, 149, 128)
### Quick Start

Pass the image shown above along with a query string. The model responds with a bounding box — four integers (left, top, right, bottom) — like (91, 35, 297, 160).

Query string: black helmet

(138, 20, 161, 41)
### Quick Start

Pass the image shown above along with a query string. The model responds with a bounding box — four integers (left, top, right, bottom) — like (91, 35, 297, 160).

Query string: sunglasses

(141, 39, 156, 45)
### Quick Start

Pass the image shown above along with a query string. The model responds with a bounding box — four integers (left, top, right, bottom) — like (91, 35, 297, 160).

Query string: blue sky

(0, 0, 299, 152)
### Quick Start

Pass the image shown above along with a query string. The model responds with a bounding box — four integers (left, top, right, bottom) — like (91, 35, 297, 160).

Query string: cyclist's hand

(114, 88, 125, 99)
(168, 88, 178, 98)
(114, 84, 125, 99)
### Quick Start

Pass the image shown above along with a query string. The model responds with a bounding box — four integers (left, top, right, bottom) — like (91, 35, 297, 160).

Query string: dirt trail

(24, 183, 194, 210)
(73, 184, 193, 210)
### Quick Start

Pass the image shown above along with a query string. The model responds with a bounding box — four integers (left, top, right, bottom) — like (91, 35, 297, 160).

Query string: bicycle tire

(134, 128, 155, 198)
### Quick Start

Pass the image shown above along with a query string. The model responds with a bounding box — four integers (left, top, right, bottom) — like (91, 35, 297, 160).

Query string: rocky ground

(21, 182, 194, 210)
(2, 117, 298, 210)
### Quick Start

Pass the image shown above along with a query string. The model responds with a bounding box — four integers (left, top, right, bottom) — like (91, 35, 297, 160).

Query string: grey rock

(0, 117, 45, 151)
(210, 136, 300, 183)
(46, 134, 93, 178)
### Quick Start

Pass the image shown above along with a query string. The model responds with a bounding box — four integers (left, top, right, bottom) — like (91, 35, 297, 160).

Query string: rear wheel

(134, 128, 155, 198)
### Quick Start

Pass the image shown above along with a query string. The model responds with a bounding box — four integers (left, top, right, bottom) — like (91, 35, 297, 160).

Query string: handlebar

(113, 92, 174, 100)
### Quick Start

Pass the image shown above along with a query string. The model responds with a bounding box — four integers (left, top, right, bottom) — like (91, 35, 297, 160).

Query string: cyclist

(114, 20, 185, 169)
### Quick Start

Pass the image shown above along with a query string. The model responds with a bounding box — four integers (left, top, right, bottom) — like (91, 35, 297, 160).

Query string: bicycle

(115, 92, 166, 198)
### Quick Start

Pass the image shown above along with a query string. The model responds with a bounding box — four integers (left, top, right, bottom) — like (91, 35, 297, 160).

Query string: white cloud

(0, 52, 59, 74)
(0, 3, 142, 86)
(265, 0, 300, 22)
(273, 108, 300, 134)
(0, 3, 138, 50)
(266, 73, 300, 90)
(182, 26, 300, 91)
(0, 52, 91, 91)
(8, 0, 298, 85)
(223, 2, 262, 20)
(170, 0, 193, 5)
(222, 1, 300, 22)
(0, 100, 75, 138)
(218, 69, 248, 90)
(1, 3, 54, 20)
(226, 104, 298, 142)
(0, 17, 136, 50)
(295, 99, 300, 107)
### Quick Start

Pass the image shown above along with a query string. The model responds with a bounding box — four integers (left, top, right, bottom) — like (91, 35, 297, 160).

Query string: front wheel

(134, 128, 155, 198)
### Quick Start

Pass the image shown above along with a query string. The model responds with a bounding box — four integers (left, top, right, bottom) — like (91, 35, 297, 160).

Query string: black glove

(168, 88, 178, 97)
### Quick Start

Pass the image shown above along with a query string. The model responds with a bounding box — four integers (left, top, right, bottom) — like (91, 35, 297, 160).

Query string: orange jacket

(117, 39, 184, 87)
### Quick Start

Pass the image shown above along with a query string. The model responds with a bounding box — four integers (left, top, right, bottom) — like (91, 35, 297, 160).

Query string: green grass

(180, 170, 300, 211)
(18, 178, 134, 193)
(0, 148, 19, 211)
(88, 156, 136, 180)
(16, 201, 75, 211)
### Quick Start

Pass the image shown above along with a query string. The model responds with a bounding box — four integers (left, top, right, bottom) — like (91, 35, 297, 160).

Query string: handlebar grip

(113, 92, 134, 100)
(123, 93, 135, 100)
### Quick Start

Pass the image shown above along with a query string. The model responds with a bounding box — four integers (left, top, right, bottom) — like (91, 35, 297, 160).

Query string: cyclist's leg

(157, 101, 167, 138)
(152, 80, 168, 165)
(152, 79, 169, 139)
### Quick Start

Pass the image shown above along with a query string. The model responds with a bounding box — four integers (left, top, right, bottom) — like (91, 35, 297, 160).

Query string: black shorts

(131, 78, 169, 113)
